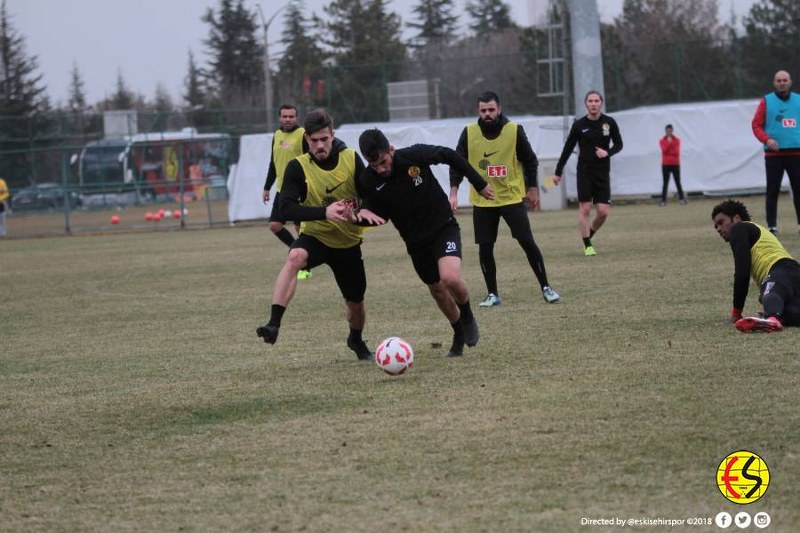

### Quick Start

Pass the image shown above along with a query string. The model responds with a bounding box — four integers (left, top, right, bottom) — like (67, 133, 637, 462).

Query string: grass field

(2, 198, 798, 532)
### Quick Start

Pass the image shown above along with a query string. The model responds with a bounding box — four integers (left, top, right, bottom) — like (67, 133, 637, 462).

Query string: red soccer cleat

(735, 316, 783, 333)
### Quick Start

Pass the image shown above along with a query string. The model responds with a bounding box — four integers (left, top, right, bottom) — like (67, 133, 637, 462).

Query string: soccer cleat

(542, 286, 561, 303)
(768, 227, 779, 235)
(658, 201, 666, 207)
(679, 199, 687, 205)
(478, 293, 501, 307)
(735, 316, 783, 333)
(297, 269, 312, 280)
(256, 323, 279, 344)
(347, 337, 374, 361)
(446, 334, 465, 357)
(463, 318, 480, 347)
(584, 245, 597, 257)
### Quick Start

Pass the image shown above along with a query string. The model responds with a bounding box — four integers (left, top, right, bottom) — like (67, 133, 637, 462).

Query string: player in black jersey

(553, 90, 623, 256)
(353, 128, 494, 357)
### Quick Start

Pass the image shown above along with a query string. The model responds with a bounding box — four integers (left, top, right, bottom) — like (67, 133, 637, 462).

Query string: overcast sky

(11, 0, 757, 107)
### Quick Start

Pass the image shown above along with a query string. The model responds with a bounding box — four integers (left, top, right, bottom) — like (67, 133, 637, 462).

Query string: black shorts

(407, 221, 462, 285)
(576, 168, 611, 204)
(292, 234, 367, 302)
(269, 191, 290, 224)
(762, 261, 800, 325)
(473, 202, 534, 244)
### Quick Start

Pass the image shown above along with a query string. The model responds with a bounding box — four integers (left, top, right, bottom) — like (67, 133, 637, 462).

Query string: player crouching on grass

(349, 128, 495, 356)
(712, 199, 800, 332)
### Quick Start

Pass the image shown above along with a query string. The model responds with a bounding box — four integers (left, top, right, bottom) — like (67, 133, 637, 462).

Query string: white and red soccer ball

(375, 336, 414, 375)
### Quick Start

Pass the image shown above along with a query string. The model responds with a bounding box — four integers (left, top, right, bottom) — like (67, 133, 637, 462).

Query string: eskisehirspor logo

(716, 450, 770, 504)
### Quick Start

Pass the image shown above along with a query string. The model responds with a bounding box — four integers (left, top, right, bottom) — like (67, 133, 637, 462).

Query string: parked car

(11, 183, 83, 211)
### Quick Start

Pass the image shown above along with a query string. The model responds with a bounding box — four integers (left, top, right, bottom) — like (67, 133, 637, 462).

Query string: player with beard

(263, 104, 311, 279)
(256, 109, 373, 360)
(449, 91, 561, 308)
(553, 90, 623, 256)
(354, 128, 494, 357)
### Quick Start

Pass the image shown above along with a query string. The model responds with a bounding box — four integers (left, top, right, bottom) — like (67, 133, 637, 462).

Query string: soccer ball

(375, 336, 414, 375)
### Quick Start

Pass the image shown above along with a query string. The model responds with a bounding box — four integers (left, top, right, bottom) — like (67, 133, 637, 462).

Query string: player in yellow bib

(257, 109, 373, 360)
(449, 91, 561, 307)
(712, 199, 800, 332)
(263, 104, 311, 279)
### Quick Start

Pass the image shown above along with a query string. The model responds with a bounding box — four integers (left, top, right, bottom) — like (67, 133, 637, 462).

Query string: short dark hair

(304, 109, 333, 135)
(477, 91, 500, 105)
(279, 104, 297, 113)
(584, 90, 604, 102)
(711, 199, 751, 221)
(665, 124, 673, 129)
(358, 128, 390, 163)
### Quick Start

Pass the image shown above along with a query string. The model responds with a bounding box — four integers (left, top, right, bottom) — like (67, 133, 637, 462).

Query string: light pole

(257, 4, 287, 132)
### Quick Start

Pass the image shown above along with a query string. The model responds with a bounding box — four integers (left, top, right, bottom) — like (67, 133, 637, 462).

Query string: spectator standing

(659, 124, 686, 206)
(751, 70, 800, 234)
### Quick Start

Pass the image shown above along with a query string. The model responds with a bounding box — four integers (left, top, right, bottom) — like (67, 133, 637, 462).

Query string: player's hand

(449, 192, 459, 214)
(526, 187, 540, 211)
(354, 208, 386, 226)
(478, 183, 495, 201)
(766, 139, 779, 151)
(595, 147, 608, 158)
(262, 189, 270, 203)
(552, 175, 562, 186)
(325, 200, 349, 222)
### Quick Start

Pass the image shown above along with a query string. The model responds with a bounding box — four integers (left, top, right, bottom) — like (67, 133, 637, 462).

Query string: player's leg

(764, 157, 785, 231)
(503, 203, 559, 302)
(783, 155, 800, 228)
(268, 192, 295, 246)
(331, 244, 372, 360)
(257, 235, 317, 344)
(474, 206, 502, 306)
(590, 174, 611, 236)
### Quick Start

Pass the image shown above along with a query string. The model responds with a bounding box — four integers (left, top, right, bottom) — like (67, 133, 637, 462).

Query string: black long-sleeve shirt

(279, 138, 364, 221)
(358, 144, 487, 247)
(448, 115, 539, 188)
(554, 114, 623, 177)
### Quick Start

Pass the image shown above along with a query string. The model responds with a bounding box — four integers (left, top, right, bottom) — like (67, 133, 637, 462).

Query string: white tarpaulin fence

(228, 99, 766, 222)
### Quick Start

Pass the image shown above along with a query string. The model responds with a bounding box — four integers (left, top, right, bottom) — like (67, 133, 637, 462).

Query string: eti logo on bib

(487, 165, 507, 178)
(716, 450, 770, 504)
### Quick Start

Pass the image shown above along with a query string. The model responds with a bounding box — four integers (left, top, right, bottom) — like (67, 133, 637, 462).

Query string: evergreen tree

(407, 0, 459, 50)
(182, 49, 205, 108)
(320, 0, 407, 122)
(202, 0, 264, 109)
(740, 0, 800, 95)
(602, 0, 731, 108)
(465, 1, 515, 36)
(108, 70, 135, 110)
(67, 62, 86, 111)
(277, 0, 326, 108)
(0, 0, 50, 187)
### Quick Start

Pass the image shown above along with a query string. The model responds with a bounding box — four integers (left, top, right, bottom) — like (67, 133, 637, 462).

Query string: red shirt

(659, 135, 680, 166)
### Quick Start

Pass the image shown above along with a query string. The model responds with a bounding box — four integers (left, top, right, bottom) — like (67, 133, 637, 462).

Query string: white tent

(227, 99, 766, 222)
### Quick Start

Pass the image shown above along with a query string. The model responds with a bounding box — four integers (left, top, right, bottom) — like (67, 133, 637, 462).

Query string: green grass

(2, 199, 799, 532)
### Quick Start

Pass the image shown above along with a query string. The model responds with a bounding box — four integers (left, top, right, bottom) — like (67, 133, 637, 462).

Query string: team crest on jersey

(602, 123, 610, 136)
(408, 166, 421, 178)
(487, 165, 508, 178)
(280, 140, 292, 149)
(782, 118, 797, 128)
